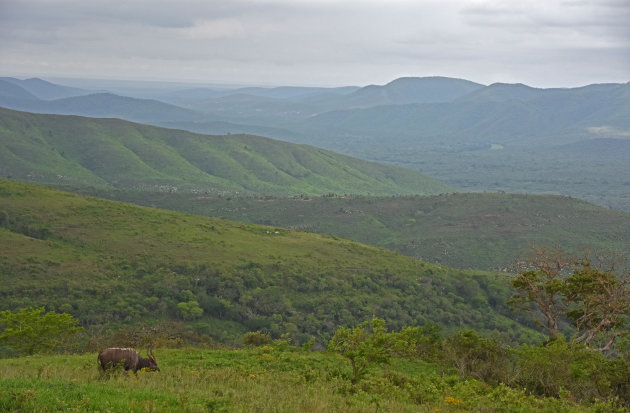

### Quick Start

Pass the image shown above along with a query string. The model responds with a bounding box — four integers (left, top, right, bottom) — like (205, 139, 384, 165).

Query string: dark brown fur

(97, 348, 159, 373)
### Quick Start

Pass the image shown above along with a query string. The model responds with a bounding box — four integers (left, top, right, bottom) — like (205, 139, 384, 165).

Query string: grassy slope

(0, 107, 453, 197)
(86, 191, 630, 271)
(0, 179, 536, 344)
(0, 348, 599, 413)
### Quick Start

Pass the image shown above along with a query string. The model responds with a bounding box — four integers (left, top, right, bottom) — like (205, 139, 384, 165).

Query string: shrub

(0, 307, 83, 355)
(328, 317, 409, 384)
(513, 336, 613, 401)
(441, 330, 510, 384)
(242, 331, 273, 346)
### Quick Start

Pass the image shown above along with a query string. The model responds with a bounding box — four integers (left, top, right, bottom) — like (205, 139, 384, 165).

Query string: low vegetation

(2, 321, 630, 412)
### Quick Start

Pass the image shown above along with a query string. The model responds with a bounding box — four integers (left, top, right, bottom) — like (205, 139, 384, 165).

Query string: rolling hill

(92, 191, 630, 271)
(0, 179, 536, 344)
(0, 107, 454, 196)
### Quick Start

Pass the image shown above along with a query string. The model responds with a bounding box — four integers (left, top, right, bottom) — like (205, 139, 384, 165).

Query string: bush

(242, 331, 273, 346)
(392, 323, 441, 361)
(177, 301, 203, 320)
(513, 336, 613, 401)
(441, 330, 510, 384)
(0, 307, 83, 355)
(328, 318, 410, 384)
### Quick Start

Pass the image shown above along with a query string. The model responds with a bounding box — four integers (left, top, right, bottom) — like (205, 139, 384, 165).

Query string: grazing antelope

(97, 348, 159, 373)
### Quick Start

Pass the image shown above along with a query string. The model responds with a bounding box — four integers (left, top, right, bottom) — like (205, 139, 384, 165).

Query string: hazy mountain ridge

(0, 79, 39, 100)
(340, 76, 484, 107)
(303, 82, 630, 144)
(0, 90, 204, 124)
(0, 77, 89, 100)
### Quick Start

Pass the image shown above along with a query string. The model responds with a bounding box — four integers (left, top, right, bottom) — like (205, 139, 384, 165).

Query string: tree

(566, 261, 630, 351)
(177, 300, 204, 320)
(328, 317, 399, 383)
(508, 246, 573, 341)
(0, 307, 83, 355)
(510, 247, 630, 351)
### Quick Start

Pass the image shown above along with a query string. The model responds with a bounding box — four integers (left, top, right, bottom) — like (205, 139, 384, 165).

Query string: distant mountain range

(0, 107, 453, 196)
(1, 75, 629, 209)
(0, 75, 486, 124)
(300, 82, 630, 147)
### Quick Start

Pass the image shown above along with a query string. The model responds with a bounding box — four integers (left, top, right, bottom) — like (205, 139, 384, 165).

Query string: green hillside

(0, 107, 453, 197)
(91, 191, 630, 271)
(0, 179, 536, 345)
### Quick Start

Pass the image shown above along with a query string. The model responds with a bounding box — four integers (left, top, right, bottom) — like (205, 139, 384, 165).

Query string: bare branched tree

(509, 246, 575, 340)
(510, 246, 630, 352)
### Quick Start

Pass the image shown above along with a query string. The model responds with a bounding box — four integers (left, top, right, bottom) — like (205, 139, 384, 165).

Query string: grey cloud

(0, 0, 627, 87)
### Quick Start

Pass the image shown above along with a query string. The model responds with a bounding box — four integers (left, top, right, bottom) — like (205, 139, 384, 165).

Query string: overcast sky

(1, 0, 629, 88)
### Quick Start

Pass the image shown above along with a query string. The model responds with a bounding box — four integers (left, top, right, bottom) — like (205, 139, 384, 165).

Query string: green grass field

(0, 346, 610, 412)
